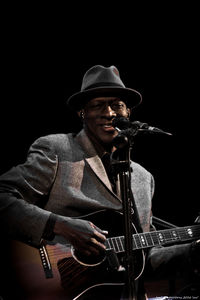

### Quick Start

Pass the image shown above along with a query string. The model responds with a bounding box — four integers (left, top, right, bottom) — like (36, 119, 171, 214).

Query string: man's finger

(90, 237, 106, 250)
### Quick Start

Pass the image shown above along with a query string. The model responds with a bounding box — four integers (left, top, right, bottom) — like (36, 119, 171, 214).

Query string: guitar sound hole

(72, 247, 106, 266)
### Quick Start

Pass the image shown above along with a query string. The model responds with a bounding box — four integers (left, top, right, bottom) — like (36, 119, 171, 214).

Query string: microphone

(112, 117, 172, 136)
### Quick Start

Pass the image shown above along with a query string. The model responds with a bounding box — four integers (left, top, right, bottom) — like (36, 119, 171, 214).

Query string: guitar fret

(156, 231, 165, 244)
(139, 234, 148, 247)
(169, 229, 180, 242)
(134, 234, 142, 249)
(186, 227, 194, 238)
(115, 236, 122, 252)
(117, 236, 124, 252)
(180, 227, 194, 241)
(151, 232, 160, 245)
(170, 230, 178, 243)
(144, 232, 154, 247)
(143, 234, 149, 246)
(106, 239, 112, 250)
(111, 237, 119, 252)
(162, 230, 177, 244)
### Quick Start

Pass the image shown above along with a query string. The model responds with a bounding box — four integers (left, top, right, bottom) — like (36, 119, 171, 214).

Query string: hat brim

(66, 86, 142, 111)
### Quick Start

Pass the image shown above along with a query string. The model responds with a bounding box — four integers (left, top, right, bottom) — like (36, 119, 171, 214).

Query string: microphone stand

(111, 130, 138, 300)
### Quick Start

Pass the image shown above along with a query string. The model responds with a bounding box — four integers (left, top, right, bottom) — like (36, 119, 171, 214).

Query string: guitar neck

(106, 224, 200, 253)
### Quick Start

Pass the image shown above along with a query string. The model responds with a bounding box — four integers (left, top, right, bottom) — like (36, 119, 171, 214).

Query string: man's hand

(54, 216, 108, 256)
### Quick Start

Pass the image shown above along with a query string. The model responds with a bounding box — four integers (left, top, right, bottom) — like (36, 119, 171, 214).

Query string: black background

(1, 4, 199, 229)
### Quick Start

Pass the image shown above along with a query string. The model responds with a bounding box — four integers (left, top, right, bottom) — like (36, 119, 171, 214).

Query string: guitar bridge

(39, 242, 53, 278)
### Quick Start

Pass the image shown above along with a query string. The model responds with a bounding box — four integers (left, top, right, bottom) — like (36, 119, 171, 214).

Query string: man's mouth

(101, 124, 115, 131)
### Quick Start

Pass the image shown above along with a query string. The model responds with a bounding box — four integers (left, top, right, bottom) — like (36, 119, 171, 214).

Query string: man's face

(82, 97, 130, 145)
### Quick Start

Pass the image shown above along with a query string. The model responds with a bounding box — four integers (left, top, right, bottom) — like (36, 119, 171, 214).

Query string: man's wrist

(42, 213, 57, 241)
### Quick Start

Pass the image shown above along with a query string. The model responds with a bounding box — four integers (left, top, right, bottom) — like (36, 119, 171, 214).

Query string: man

(0, 65, 199, 299)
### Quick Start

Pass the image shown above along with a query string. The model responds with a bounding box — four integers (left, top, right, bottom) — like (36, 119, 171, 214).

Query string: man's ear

(126, 108, 131, 119)
(77, 110, 85, 120)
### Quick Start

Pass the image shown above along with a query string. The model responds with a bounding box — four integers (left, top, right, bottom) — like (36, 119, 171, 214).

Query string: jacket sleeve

(146, 242, 192, 280)
(145, 215, 193, 280)
(0, 136, 58, 247)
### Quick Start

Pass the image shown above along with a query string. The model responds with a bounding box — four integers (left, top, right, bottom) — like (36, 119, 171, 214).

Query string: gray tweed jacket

(0, 129, 154, 247)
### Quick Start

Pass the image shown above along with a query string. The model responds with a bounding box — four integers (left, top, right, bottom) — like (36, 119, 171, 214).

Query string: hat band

(82, 81, 124, 91)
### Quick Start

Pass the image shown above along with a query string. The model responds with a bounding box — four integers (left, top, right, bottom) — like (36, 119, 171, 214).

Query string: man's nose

(101, 104, 117, 118)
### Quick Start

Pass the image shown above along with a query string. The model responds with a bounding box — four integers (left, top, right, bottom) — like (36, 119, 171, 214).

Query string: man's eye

(87, 103, 101, 109)
(91, 104, 102, 108)
(112, 104, 124, 109)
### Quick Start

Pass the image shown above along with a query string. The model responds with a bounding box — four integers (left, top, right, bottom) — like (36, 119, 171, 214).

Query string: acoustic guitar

(7, 210, 200, 299)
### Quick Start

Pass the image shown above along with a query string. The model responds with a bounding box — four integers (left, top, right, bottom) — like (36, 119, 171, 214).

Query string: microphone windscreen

(112, 117, 130, 130)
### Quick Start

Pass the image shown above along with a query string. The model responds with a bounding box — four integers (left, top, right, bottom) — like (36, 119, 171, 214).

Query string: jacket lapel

(75, 129, 113, 192)
(85, 155, 113, 191)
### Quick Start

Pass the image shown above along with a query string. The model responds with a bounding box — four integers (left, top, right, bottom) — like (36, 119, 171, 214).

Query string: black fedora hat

(67, 65, 142, 111)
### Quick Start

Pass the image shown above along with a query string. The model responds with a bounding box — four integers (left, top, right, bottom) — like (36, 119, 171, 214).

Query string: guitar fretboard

(106, 225, 200, 253)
